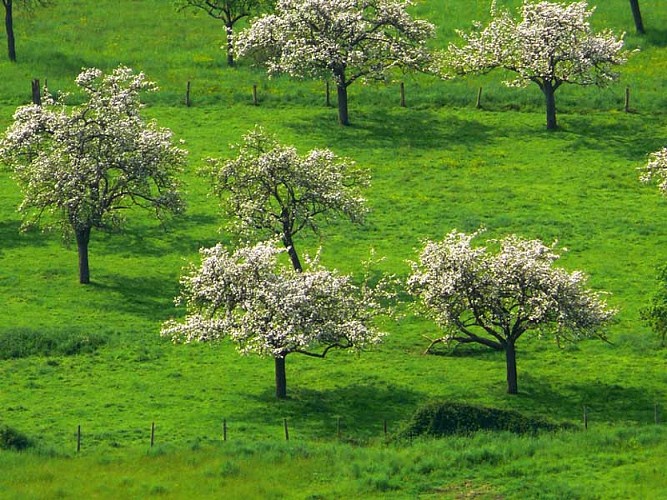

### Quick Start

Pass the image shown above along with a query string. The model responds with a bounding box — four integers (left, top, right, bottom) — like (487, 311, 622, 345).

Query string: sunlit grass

(0, 0, 666, 496)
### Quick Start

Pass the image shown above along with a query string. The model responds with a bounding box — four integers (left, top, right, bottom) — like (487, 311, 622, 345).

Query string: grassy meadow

(1, 0, 666, 497)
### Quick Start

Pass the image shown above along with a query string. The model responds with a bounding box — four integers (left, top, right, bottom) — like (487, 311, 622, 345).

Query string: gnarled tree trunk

(629, 0, 645, 34)
(225, 23, 235, 66)
(505, 341, 518, 394)
(4, 0, 16, 62)
(75, 226, 91, 284)
(275, 356, 287, 399)
(542, 81, 557, 131)
(336, 83, 349, 126)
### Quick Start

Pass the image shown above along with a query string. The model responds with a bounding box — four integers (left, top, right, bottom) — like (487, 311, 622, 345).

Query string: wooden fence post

(624, 86, 631, 113)
(583, 406, 588, 430)
(150, 422, 155, 447)
(186, 81, 191, 107)
(400, 82, 406, 108)
(252, 84, 258, 106)
(223, 419, 227, 442)
(476, 87, 483, 109)
(283, 418, 289, 441)
(77, 424, 81, 453)
(31, 79, 41, 105)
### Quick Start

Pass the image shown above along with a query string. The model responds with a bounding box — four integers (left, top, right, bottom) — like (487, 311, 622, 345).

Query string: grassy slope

(0, 0, 666, 497)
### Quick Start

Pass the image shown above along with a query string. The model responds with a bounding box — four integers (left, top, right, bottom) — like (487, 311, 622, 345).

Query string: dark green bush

(0, 328, 108, 360)
(0, 425, 32, 451)
(398, 401, 570, 439)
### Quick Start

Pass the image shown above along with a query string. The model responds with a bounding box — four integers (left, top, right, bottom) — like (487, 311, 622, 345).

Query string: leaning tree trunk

(541, 81, 557, 131)
(4, 0, 16, 62)
(275, 356, 287, 399)
(629, 0, 645, 34)
(505, 341, 519, 395)
(225, 23, 235, 66)
(281, 231, 303, 273)
(75, 226, 92, 284)
(336, 83, 350, 126)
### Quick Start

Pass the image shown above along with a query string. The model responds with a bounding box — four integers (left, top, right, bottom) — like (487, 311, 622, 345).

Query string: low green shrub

(398, 402, 570, 439)
(0, 328, 108, 360)
(0, 425, 32, 451)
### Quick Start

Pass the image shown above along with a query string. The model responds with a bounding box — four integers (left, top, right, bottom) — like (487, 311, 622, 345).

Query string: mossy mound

(0, 425, 33, 451)
(398, 401, 571, 439)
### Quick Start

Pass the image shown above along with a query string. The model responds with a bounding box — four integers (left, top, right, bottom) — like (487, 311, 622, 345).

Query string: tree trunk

(629, 0, 645, 34)
(225, 23, 235, 66)
(336, 83, 350, 126)
(282, 232, 303, 272)
(275, 356, 287, 399)
(542, 81, 557, 131)
(505, 341, 518, 395)
(75, 227, 91, 284)
(4, 0, 16, 62)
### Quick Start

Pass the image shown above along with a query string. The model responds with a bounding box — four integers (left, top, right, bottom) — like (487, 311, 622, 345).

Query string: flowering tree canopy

(0, 66, 187, 284)
(161, 240, 389, 398)
(640, 147, 667, 196)
(205, 126, 369, 271)
(408, 230, 616, 394)
(234, 0, 435, 125)
(176, 0, 275, 66)
(443, 0, 627, 130)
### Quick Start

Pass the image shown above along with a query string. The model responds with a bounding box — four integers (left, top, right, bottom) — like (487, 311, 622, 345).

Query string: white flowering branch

(441, 0, 628, 130)
(408, 229, 616, 394)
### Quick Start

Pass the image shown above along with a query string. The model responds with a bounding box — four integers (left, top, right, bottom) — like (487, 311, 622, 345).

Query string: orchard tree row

(0, 1, 642, 130)
(1, 64, 666, 398)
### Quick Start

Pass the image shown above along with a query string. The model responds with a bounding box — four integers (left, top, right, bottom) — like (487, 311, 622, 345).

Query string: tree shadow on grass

(0, 220, 49, 252)
(560, 114, 664, 162)
(97, 213, 220, 259)
(242, 382, 425, 440)
(645, 29, 667, 48)
(91, 274, 179, 319)
(509, 374, 661, 424)
(285, 108, 495, 152)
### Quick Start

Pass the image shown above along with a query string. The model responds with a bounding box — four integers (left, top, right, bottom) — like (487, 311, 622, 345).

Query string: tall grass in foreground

(1, 426, 666, 498)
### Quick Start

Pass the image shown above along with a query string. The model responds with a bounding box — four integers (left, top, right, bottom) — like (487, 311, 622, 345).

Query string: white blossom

(234, 0, 435, 124)
(205, 126, 368, 271)
(441, 0, 628, 129)
(408, 230, 616, 393)
(0, 65, 187, 282)
(640, 147, 667, 195)
(161, 240, 389, 360)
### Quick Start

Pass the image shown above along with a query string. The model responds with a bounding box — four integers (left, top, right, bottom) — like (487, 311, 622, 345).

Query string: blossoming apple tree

(0, 66, 187, 284)
(205, 126, 368, 272)
(639, 146, 667, 346)
(176, 0, 275, 66)
(444, 0, 627, 130)
(408, 230, 616, 394)
(640, 147, 667, 196)
(161, 241, 389, 399)
(233, 0, 435, 125)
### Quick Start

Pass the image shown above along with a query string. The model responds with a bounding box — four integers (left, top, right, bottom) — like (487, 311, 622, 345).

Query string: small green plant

(0, 328, 108, 360)
(641, 265, 667, 347)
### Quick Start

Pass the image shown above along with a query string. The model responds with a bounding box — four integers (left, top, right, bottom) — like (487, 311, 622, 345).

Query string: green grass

(2, 426, 667, 498)
(0, 0, 666, 496)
